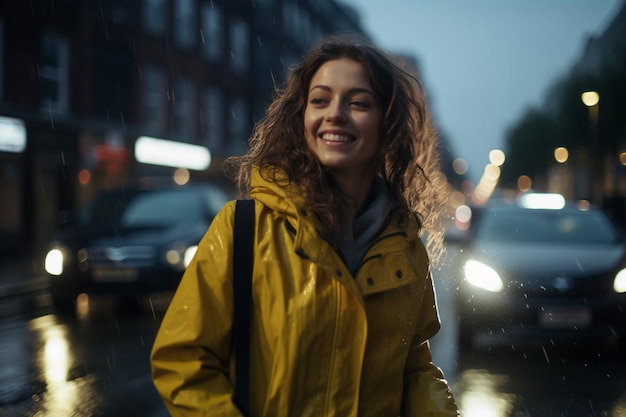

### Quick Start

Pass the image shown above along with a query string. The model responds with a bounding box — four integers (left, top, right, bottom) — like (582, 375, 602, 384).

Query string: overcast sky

(342, 0, 622, 182)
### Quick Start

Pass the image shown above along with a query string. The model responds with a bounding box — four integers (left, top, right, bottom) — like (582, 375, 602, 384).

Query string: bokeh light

(517, 175, 532, 192)
(488, 149, 505, 167)
(581, 91, 600, 107)
(78, 169, 91, 185)
(554, 147, 569, 163)
(453, 158, 469, 175)
(173, 168, 190, 185)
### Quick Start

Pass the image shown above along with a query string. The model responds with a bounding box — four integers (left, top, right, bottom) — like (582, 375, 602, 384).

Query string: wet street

(0, 250, 625, 417)
(0, 292, 170, 417)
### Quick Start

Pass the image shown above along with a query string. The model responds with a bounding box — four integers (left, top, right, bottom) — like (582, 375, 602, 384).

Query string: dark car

(455, 193, 626, 351)
(43, 182, 230, 312)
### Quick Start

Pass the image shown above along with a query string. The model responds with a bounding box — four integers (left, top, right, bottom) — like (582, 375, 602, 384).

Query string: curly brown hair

(225, 33, 448, 261)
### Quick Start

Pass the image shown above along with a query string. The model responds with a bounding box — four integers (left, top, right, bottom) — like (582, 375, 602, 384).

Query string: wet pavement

(1, 250, 625, 416)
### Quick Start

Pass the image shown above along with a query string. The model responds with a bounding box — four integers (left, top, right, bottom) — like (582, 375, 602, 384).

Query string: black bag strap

(233, 199, 254, 417)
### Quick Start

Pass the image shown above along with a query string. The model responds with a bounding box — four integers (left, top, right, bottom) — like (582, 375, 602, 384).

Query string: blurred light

(455, 204, 472, 232)
(620, 152, 626, 166)
(44, 330, 69, 384)
(0, 116, 26, 153)
(581, 91, 600, 107)
(577, 200, 591, 211)
(458, 370, 515, 417)
(464, 260, 504, 292)
(76, 293, 90, 318)
(184, 246, 198, 267)
(452, 158, 469, 175)
(45, 248, 64, 276)
(461, 179, 475, 196)
(78, 169, 91, 185)
(166, 249, 181, 265)
(519, 193, 566, 210)
(173, 168, 191, 185)
(517, 175, 532, 192)
(614, 269, 626, 293)
(554, 147, 569, 163)
(484, 164, 501, 181)
(135, 136, 211, 170)
(449, 190, 466, 207)
(489, 149, 505, 167)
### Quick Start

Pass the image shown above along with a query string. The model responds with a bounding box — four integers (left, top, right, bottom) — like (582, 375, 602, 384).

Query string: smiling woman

(151, 33, 459, 417)
(304, 58, 382, 207)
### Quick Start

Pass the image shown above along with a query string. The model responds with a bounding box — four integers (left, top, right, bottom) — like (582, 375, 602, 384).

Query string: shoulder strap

(233, 199, 254, 417)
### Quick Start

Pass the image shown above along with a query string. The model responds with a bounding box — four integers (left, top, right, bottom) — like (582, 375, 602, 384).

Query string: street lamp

(581, 91, 600, 203)
(552, 147, 571, 199)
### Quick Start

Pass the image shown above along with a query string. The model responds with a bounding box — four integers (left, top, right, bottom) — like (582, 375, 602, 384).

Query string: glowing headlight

(463, 259, 504, 293)
(165, 243, 198, 270)
(45, 248, 65, 276)
(615, 269, 626, 293)
(184, 246, 198, 268)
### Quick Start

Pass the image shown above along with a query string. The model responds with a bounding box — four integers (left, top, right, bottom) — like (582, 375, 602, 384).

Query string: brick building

(0, 0, 366, 256)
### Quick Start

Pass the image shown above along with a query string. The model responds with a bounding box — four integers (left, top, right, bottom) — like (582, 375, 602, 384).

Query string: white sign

(135, 136, 211, 171)
(0, 116, 26, 153)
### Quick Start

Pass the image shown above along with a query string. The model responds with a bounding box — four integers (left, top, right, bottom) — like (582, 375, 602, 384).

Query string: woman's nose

(325, 102, 347, 123)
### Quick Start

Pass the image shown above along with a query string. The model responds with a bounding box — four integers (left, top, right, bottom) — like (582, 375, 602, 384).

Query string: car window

(121, 191, 203, 227)
(78, 189, 210, 227)
(474, 209, 620, 244)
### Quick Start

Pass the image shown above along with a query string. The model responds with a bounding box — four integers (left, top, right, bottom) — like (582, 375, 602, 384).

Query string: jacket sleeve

(401, 271, 460, 417)
(151, 201, 244, 417)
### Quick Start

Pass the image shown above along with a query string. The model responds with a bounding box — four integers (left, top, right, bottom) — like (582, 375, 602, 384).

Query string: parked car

(455, 193, 626, 351)
(44, 182, 230, 312)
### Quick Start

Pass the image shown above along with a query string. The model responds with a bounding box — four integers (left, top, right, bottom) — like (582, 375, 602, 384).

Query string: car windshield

(78, 189, 205, 228)
(474, 208, 621, 244)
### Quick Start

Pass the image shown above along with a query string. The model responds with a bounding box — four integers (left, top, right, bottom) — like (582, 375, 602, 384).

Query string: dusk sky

(343, 0, 622, 182)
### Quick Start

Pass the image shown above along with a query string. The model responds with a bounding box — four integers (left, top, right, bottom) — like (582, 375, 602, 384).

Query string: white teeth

(321, 133, 352, 142)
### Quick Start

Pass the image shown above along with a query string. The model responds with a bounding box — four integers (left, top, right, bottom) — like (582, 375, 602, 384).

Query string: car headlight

(183, 245, 198, 268)
(615, 269, 626, 293)
(463, 259, 504, 293)
(165, 243, 198, 270)
(45, 247, 65, 276)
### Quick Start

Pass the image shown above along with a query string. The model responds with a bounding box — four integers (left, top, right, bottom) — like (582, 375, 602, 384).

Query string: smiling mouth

(320, 133, 354, 143)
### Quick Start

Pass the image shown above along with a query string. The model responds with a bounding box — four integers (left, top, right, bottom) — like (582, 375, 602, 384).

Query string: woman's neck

(330, 168, 374, 212)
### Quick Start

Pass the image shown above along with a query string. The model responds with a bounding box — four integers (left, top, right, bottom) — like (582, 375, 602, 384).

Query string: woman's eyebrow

(308, 85, 375, 96)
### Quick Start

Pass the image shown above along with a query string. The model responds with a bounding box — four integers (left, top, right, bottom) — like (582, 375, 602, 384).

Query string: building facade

(0, 0, 366, 256)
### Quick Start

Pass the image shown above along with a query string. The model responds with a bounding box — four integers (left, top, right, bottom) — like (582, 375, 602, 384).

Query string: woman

(151, 33, 459, 417)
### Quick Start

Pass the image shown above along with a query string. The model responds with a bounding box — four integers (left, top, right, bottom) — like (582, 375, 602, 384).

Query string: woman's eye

(309, 97, 326, 105)
(351, 100, 370, 108)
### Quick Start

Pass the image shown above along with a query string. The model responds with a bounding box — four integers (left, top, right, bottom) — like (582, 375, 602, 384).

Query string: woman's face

(304, 58, 381, 178)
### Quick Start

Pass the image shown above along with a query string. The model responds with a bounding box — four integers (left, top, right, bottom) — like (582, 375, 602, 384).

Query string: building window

(200, 3, 222, 61)
(174, 0, 197, 49)
(141, 64, 167, 133)
(203, 87, 223, 152)
(142, 0, 167, 37)
(230, 19, 249, 74)
(92, 44, 131, 123)
(173, 77, 196, 140)
(229, 96, 249, 154)
(40, 32, 69, 114)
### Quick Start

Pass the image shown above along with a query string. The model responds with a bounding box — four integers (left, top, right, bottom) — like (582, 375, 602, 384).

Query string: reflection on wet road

(0, 259, 624, 416)
(0, 294, 169, 416)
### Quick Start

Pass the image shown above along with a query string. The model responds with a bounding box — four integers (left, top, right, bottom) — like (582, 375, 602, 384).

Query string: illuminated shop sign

(0, 116, 26, 153)
(135, 136, 211, 170)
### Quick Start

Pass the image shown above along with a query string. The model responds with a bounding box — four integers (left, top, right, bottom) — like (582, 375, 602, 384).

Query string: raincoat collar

(248, 167, 422, 274)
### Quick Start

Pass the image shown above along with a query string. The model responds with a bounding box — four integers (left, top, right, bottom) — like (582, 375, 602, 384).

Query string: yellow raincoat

(151, 170, 459, 416)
